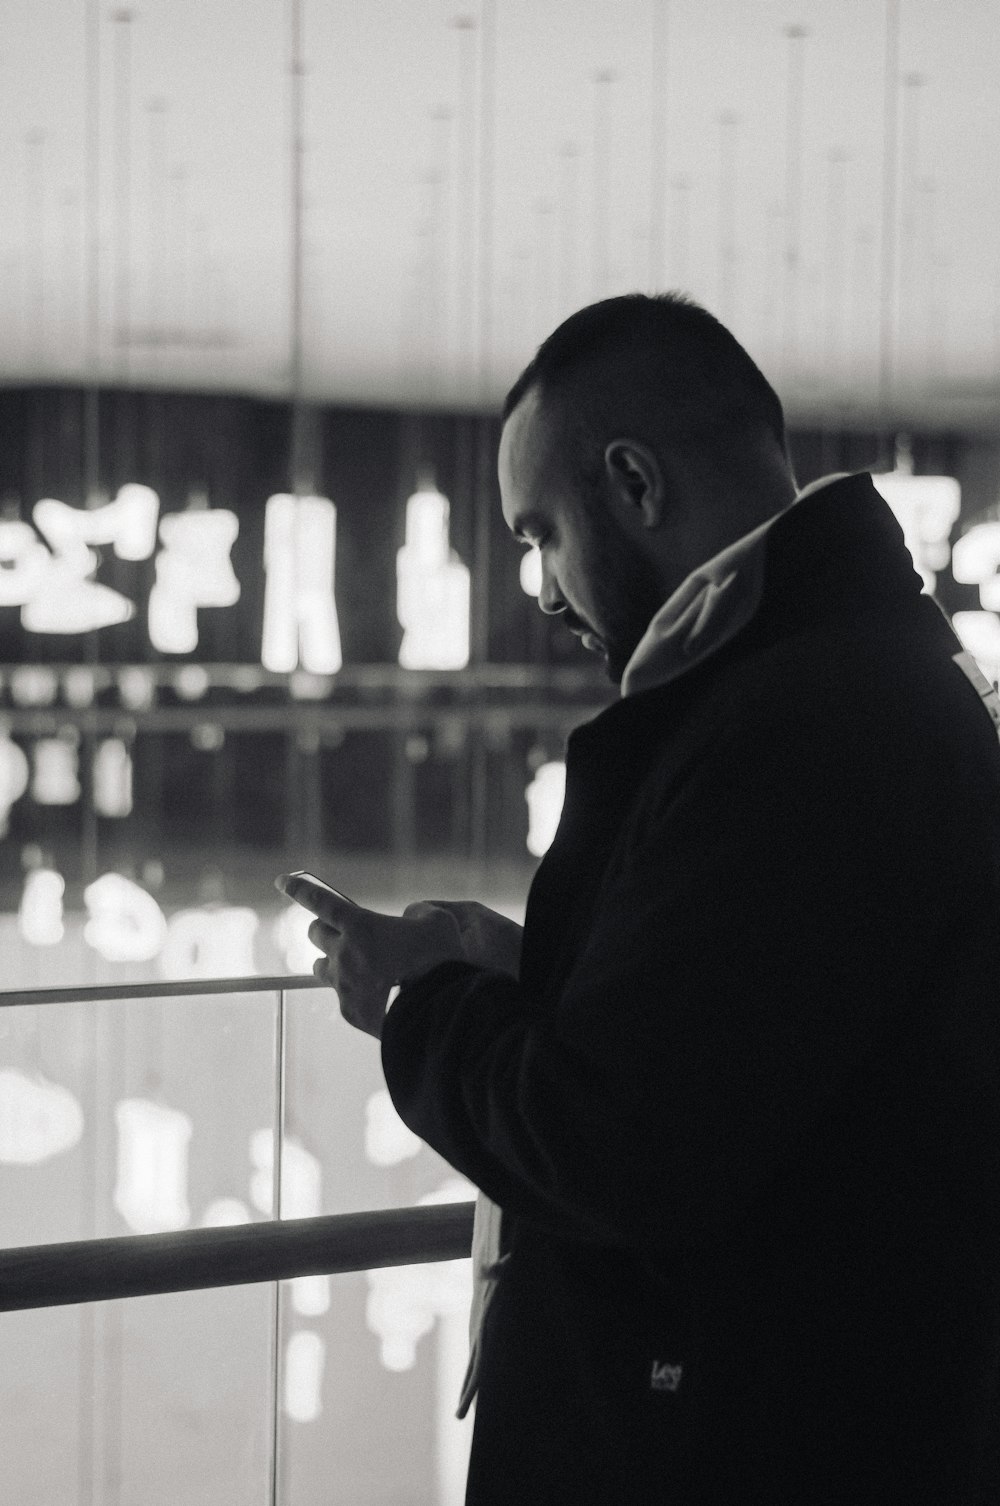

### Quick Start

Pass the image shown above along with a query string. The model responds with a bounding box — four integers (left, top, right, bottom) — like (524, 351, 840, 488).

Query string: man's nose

(537, 559, 566, 616)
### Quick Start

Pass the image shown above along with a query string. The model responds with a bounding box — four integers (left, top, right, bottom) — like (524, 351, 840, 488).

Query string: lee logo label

(650, 1360, 683, 1392)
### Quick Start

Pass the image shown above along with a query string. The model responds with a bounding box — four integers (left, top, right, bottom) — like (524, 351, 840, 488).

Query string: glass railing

(0, 976, 476, 1506)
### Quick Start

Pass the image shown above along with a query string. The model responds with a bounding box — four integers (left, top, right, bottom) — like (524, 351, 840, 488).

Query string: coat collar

(619, 470, 917, 700)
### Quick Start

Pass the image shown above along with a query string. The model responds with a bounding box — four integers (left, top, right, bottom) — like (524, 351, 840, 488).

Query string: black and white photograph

(0, 1, 998, 1501)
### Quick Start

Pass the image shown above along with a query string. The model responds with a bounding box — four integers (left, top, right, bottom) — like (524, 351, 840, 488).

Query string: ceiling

(1, 0, 998, 430)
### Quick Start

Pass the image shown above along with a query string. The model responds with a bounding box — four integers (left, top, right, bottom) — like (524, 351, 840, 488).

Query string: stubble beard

(585, 520, 665, 686)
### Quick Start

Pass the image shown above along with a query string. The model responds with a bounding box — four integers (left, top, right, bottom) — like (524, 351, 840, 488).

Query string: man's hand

(275, 874, 468, 1040)
(402, 900, 523, 978)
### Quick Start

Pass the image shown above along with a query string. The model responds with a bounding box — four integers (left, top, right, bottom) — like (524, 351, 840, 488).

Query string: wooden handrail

(0, 1201, 475, 1312)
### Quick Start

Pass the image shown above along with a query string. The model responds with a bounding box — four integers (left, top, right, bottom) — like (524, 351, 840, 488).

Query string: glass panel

(274, 1268, 474, 1506)
(0, 1285, 275, 1506)
(281, 985, 474, 1218)
(0, 989, 280, 1247)
(0, 985, 283, 1504)
(278, 986, 476, 1504)
(0, 979, 479, 1503)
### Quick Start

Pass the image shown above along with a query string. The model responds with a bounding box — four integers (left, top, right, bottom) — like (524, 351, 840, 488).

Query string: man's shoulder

(581, 593, 995, 778)
(731, 606, 996, 754)
(611, 599, 999, 792)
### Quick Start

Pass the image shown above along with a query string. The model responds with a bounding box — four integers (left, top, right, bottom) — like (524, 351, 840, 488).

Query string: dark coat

(381, 473, 1000, 1505)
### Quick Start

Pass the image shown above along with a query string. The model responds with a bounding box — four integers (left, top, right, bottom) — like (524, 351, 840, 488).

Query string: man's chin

(602, 647, 626, 685)
(578, 632, 625, 684)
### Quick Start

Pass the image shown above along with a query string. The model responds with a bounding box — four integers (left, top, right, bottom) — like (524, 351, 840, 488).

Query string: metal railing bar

(0, 974, 324, 1009)
(268, 986, 288, 1506)
(0, 660, 606, 693)
(0, 1202, 475, 1313)
(0, 703, 608, 737)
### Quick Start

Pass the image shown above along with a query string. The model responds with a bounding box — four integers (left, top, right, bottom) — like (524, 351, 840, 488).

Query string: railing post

(269, 983, 289, 1506)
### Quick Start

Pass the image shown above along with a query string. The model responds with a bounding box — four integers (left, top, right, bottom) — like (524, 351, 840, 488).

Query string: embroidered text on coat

(650, 1360, 683, 1392)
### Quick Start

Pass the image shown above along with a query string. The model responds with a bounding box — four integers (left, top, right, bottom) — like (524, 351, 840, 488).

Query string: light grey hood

(620, 473, 852, 699)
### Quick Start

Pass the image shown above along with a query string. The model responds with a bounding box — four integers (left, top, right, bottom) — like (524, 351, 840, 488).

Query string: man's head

(498, 292, 797, 683)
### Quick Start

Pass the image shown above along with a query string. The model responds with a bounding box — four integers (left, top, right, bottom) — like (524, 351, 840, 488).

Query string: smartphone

(283, 871, 358, 907)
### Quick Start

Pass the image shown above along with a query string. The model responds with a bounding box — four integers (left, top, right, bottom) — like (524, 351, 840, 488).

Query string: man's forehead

(498, 389, 554, 510)
(500, 387, 542, 464)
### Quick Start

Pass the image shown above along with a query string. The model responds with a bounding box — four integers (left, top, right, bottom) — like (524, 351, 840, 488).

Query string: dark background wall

(1, 384, 996, 664)
(0, 382, 996, 913)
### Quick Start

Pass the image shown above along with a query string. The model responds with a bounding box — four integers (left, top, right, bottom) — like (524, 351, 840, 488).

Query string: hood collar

(620, 472, 855, 699)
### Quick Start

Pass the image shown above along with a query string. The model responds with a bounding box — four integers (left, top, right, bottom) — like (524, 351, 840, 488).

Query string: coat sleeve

(380, 671, 959, 1253)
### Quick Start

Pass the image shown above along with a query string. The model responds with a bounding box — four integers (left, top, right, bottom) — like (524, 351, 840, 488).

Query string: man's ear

(603, 440, 665, 528)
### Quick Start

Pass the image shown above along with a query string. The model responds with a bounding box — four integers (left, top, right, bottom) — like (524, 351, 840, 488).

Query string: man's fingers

(403, 899, 467, 925)
(276, 873, 358, 927)
(307, 917, 339, 950)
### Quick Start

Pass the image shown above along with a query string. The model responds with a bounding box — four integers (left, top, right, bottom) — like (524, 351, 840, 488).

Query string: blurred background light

(18, 867, 65, 946)
(10, 668, 58, 707)
(525, 760, 566, 857)
(34, 489, 159, 563)
(158, 906, 259, 979)
(172, 665, 210, 701)
(117, 666, 156, 711)
(92, 738, 134, 818)
(952, 523, 1000, 610)
(83, 872, 166, 962)
(0, 523, 50, 607)
(365, 1267, 436, 1373)
(31, 737, 81, 806)
(262, 495, 342, 675)
(519, 547, 543, 598)
(200, 1196, 252, 1227)
(273, 903, 323, 973)
(148, 506, 240, 655)
(397, 483, 470, 671)
(871, 437, 961, 593)
(283, 1331, 326, 1423)
(0, 734, 30, 837)
(62, 667, 98, 709)
(0, 1069, 84, 1166)
(189, 722, 224, 753)
(113, 1096, 193, 1234)
(248, 1129, 321, 1220)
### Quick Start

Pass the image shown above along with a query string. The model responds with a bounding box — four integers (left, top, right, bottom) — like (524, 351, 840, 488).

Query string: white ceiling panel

(0, 0, 997, 428)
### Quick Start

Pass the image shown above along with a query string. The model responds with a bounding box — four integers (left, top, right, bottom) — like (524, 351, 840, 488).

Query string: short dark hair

(502, 292, 788, 484)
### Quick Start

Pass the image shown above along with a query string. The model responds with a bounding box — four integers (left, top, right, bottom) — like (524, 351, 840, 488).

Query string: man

(279, 293, 1000, 1503)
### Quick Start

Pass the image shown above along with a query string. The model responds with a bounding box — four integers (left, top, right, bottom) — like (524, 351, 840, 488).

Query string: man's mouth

(568, 622, 605, 654)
